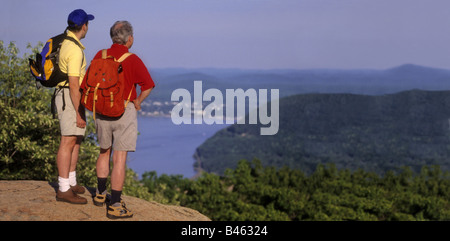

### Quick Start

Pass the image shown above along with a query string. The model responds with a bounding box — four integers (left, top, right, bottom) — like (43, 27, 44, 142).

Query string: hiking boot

(93, 190, 109, 207)
(56, 189, 87, 204)
(70, 184, 85, 194)
(106, 201, 133, 219)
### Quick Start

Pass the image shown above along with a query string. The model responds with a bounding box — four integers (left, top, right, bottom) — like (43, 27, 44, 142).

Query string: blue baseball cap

(67, 9, 95, 27)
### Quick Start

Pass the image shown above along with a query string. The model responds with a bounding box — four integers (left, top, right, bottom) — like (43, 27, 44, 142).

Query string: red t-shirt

(88, 44, 155, 101)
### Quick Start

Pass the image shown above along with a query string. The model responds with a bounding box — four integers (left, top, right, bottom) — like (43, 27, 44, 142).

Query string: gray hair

(110, 21, 133, 45)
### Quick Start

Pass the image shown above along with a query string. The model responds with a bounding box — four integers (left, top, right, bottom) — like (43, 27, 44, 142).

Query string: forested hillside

(195, 90, 450, 175)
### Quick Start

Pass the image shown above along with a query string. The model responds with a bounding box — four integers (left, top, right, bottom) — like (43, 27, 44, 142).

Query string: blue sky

(2, 0, 450, 70)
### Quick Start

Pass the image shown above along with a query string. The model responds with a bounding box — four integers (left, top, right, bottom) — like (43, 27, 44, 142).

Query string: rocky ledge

(0, 180, 210, 221)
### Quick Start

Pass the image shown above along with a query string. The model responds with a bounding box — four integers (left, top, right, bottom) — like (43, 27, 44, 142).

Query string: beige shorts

(55, 88, 86, 136)
(95, 102, 138, 152)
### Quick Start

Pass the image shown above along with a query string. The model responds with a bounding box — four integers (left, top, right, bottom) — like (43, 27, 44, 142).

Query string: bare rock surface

(0, 180, 210, 221)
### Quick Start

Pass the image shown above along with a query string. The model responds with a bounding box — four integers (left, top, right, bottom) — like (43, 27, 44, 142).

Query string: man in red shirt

(88, 20, 155, 219)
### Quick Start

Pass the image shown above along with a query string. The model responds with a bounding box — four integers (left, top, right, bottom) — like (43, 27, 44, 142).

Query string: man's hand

(76, 113, 86, 128)
(132, 87, 152, 111)
(132, 99, 142, 111)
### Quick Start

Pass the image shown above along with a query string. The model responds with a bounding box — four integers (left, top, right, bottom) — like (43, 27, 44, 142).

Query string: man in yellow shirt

(55, 9, 94, 204)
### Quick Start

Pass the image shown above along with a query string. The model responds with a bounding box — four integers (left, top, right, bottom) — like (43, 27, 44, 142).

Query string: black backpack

(29, 32, 82, 88)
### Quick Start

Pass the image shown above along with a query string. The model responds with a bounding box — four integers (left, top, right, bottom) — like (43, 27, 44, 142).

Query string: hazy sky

(2, 0, 450, 70)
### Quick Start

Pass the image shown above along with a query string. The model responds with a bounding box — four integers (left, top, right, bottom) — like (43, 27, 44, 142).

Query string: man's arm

(68, 76, 86, 128)
(132, 87, 153, 111)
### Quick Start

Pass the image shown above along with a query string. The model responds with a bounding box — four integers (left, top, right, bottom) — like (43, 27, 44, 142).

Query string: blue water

(127, 116, 228, 179)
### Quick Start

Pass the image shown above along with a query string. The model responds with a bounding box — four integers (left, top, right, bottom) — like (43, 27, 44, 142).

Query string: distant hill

(149, 64, 450, 96)
(193, 89, 450, 175)
(142, 64, 450, 117)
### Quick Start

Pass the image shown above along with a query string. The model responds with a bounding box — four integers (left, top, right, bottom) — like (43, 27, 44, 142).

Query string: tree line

(141, 159, 450, 221)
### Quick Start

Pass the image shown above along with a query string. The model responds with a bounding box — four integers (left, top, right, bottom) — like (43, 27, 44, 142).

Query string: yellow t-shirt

(58, 30, 86, 87)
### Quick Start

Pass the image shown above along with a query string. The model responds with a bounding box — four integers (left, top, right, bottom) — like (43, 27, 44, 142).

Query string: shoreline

(129, 115, 230, 180)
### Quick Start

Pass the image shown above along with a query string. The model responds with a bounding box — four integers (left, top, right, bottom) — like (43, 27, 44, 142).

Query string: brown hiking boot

(70, 184, 85, 194)
(56, 189, 87, 204)
(107, 201, 133, 219)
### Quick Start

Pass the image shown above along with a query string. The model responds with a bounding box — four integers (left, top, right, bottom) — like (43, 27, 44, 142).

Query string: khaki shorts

(55, 88, 86, 136)
(95, 102, 138, 152)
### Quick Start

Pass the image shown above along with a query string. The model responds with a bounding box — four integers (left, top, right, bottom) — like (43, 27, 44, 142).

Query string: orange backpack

(81, 49, 133, 120)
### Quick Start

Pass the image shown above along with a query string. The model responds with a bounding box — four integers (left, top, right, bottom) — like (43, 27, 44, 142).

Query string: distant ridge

(147, 63, 450, 118)
(152, 64, 450, 72)
(144, 63, 450, 116)
(387, 63, 449, 72)
(385, 64, 450, 77)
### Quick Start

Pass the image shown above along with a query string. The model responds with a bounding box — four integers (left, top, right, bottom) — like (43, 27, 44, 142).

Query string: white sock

(58, 176, 70, 192)
(69, 171, 77, 186)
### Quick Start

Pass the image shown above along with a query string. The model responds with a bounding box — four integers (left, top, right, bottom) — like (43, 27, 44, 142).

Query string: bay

(127, 116, 228, 179)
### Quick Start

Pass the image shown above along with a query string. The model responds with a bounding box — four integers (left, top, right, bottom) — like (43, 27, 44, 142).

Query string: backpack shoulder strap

(64, 34, 85, 67)
(117, 52, 134, 63)
(65, 36, 83, 49)
(101, 49, 108, 59)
